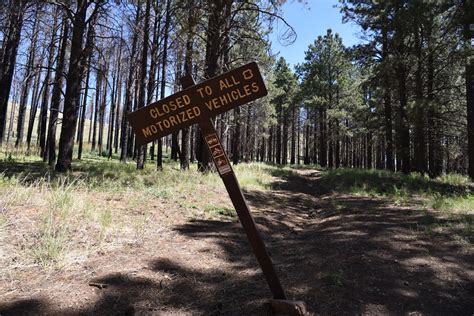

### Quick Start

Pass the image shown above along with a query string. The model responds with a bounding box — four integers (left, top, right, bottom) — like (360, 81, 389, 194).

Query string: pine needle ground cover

(0, 154, 473, 314)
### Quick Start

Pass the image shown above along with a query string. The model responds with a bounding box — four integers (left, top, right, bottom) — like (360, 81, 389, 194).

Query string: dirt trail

(1, 169, 473, 315)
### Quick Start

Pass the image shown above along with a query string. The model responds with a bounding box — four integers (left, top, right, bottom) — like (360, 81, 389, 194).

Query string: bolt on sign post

(127, 62, 286, 300)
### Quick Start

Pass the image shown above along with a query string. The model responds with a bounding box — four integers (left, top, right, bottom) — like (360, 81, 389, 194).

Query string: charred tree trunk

(157, 0, 172, 170)
(197, 0, 231, 171)
(114, 67, 122, 154)
(39, 10, 59, 157)
(77, 54, 91, 160)
(47, 16, 69, 166)
(92, 65, 101, 152)
(120, 3, 140, 163)
(0, 0, 27, 144)
(180, 0, 196, 170)
(16, 9, 39, 148)
(108, 42, 122, 159)
(26, 61, 42, 151)
(56, 0, 98, 172)
(136, 0, 151, 169)
(144, 4, 160, 162)
(6, 88, 18, 144)
(98, 65, 108, 155)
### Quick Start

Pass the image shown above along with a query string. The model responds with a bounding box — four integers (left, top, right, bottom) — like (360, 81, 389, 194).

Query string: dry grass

(0, 153, 282, 287)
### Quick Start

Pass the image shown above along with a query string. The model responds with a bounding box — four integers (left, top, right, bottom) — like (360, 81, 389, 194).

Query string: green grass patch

(428, 194, 474, 213)
(203, 204, 237, 218)
(234, 163, 276, 190)
(315, 168, 472, 201)
(307, 168, 473, 244)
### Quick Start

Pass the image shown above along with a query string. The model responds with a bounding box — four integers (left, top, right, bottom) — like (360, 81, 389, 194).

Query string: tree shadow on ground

(0, 222, 272, 315)
(0, 158, 149, 186)
(0, 160, 51, 182)
(1, 168, 473, 315)
(172, 196, 473, 314)
(240, 169, 474, 314)
(78, 223, 273, 315)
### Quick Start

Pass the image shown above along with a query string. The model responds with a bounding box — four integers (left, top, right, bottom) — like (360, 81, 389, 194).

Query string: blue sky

(269, 0, 363, 67)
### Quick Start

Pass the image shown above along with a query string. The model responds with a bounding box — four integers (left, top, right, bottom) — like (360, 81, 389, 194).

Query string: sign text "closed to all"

(127, 62, 267, 145)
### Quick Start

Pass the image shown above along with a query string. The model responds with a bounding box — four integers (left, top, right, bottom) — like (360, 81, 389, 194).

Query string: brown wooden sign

(126, 62, 287, 300)
(127, 62, 267, 146)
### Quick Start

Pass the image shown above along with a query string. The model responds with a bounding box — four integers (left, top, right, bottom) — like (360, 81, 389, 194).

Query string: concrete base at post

(263, 299, 312, 315)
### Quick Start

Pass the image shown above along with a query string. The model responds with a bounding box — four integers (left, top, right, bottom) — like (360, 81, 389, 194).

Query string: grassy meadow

(0, 147, 279, 272)
(0, 145, 473, 275)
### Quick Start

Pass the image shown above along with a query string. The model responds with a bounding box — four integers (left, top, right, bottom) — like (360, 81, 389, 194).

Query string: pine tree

(56, 1, 102, 172)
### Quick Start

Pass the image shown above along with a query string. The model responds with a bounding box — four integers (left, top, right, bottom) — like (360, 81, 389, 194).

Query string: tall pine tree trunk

(108, 42, 122, 159)
(114, 67, 122, 154)
(467, 54, 474, 180)
(232, 107, 241, 164)
(92, 65, 101, 152)
(77, 54, 91, 160)
(382, 27, 394, 171)
(0, 0, 27, 144)
(464, 0, 474, 180)
(56, 0, 98, 172)
(328, 120, 334, 168)
(180, 0, 195, 170)
(6, 88, 18, 144)
(197, 0, 232, 171)
(319, 108, 327, 167)
(46, 17, 68, 165)
(275, 105, 282, 164)
(16, 8, 39, 148)
(335, 125, 340, 168)
(268, 126, 273, 163)
(98, 65, 108, 155)
(136, 0, 151, 169)
(413, 24, 427, 173)
(304, 119, 310, 164)
(157, 0, 172, 170)
(396, 63, 411, 174)
(26, 62, 42, 151)
(120, 4, 140, 163)
(39, 9, 59, 157)
(366, 132, 372, 169)
(282, 107, 288, 165)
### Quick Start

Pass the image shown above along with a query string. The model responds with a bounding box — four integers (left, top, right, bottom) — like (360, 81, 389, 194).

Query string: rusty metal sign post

(127, 63, 287, 300)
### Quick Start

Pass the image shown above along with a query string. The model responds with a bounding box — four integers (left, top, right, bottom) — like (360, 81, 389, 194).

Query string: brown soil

(1, 169, 473, 315)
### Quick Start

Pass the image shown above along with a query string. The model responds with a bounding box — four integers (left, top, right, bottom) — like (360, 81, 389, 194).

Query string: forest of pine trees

(0, 0, 473, 179)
